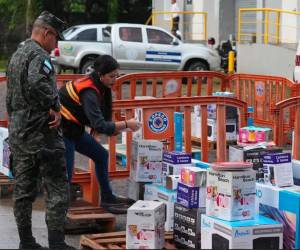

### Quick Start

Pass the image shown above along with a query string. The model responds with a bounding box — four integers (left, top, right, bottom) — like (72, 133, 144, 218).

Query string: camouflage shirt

(6, 39, 64, 155)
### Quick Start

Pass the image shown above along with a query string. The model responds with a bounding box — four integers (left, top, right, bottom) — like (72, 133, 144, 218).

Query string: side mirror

(172, 38, 179, 45)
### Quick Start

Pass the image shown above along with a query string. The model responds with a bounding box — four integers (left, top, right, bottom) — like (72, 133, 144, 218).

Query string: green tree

(107, 0, 118, 23)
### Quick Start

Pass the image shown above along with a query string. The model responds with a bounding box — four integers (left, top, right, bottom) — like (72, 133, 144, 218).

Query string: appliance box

(229, 145, 282, 180)
(177, 182, 206, 208)
(162, 151, 192, 185)
(180, 166, 207, 187)
(127, 178, 147, 201)
(201, 214, 283, 249)
(130, 140, 163, 182)
(206, 168, 256, 221)
(166, 175, 180, 190)
(262, 152, 293, 187)
(126, 200, 166, 249)
(0, 127, 11, 177)
(256, 183, 300, 249)
(174, 202, 205, 238)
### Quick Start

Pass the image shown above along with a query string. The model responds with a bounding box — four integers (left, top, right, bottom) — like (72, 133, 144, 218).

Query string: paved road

(0, 179, 127, 249)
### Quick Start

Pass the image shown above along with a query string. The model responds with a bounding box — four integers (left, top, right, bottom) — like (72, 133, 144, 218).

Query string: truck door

(113, 27, 147, 71)
(145, 28, 181, 71)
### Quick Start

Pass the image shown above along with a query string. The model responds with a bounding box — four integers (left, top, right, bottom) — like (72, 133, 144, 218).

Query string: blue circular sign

(256, 83, 264, 97)
(148, 112, 168, 133)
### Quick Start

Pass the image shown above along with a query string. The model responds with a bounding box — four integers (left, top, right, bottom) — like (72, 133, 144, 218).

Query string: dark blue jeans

(63, 131, 113, 200)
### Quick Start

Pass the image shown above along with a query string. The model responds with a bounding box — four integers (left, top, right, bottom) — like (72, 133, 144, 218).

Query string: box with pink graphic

(238, 126, 271, 143)
(180, 166, 207, 187)
(126, 200, 166, 249)
(206, 168, 256, 221)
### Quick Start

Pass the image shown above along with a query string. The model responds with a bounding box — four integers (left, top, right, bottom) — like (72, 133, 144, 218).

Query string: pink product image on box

(180, 168, 197, 186)
(239, 128, 266, 143)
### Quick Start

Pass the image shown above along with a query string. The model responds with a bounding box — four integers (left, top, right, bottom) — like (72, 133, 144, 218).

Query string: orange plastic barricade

(114, 71, 226, 100)
(272, 96, 300, 160)
(228, 73, 300, 133)
(1, 71, 299, 205)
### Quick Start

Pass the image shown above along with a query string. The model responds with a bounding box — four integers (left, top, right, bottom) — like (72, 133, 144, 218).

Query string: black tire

(80, 59, 95, 74)
(187, 61, 208, 71)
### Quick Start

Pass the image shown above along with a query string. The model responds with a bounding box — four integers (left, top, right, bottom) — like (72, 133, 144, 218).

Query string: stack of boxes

(229, 145, 283, 181)
(174, 166, 207, 249)
(144, 151, 192, 231)
(229, 106, 283, 183)
(201, 162, 283, 249)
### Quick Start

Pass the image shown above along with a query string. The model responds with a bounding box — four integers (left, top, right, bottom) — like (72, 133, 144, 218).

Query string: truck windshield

(63, 27, 79, 40)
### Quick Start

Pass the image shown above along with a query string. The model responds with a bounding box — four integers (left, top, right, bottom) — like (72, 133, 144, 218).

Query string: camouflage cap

(36, 11, 67, 40)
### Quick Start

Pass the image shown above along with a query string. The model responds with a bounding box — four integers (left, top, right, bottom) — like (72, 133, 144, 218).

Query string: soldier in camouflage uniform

(6, 11, 75, 250)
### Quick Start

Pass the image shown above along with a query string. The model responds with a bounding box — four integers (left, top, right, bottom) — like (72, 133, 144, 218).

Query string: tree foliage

(0, 0, 152, 55)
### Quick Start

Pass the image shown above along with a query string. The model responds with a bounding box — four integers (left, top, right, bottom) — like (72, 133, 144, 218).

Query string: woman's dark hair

(94, 55, 119, 75)
(89, 55, 119, 122)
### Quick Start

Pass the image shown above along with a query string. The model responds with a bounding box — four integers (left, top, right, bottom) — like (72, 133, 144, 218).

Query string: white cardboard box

(191, 115, 237, 141)
(162, 151, 192, 185)
(132, 96, 156, 140)
(126, 200, 166, 249)
(156, 185, 177, 231)
(180, 166, 207, 187)
(127, 178, 147, 201)
(144, 183, 177, 231)
(206, 168, 256, 221)
(0, 127, 10, 177)
(263, 152, 293, 187)
(166, 175, 180, 190)
(144, 183, 159, 201)
(130, 140, 163, 182)
(201, 214, 283, 249)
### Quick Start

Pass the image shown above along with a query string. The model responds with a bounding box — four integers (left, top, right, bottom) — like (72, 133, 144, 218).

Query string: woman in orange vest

(59, 55, 141, 214)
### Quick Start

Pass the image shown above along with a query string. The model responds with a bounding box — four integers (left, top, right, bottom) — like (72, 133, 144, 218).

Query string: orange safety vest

(59, 76, 102, 126)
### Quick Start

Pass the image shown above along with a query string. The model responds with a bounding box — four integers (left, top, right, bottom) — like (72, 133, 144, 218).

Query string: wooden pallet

(80, 231, 176, 250)
(65, 200, 116, 234)
(0, 173, 14, 198)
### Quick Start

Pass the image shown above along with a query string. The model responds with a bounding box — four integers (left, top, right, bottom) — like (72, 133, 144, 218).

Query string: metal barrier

(146, 11, 207, 41)
(238, 8, 300, 45)
(273, 96, 300, 160)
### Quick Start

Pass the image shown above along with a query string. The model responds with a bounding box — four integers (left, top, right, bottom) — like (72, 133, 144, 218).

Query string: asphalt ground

(0, 179, 128, 249)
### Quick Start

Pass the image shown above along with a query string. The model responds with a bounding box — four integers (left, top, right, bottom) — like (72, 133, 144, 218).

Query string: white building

(152, 0, 300, 45)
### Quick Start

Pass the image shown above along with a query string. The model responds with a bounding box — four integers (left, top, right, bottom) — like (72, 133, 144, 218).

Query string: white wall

(281, 0, 298, 43)
(152, 0, 185, 34)
(203, 0, 220, 44)
(237, 44, 295, 79)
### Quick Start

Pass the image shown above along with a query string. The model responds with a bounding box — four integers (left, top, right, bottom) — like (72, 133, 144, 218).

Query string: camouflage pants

(12, 149, 69, 232)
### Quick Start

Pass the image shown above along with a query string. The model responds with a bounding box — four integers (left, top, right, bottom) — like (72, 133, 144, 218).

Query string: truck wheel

(81, 60, 95, 74)
(187, 61, 208, 71)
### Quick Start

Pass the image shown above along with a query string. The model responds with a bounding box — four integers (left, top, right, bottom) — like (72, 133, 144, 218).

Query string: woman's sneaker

(101, 195, 135, 207)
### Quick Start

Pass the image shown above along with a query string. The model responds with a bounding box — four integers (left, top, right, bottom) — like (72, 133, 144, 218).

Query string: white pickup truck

(52, 23, 221, 74)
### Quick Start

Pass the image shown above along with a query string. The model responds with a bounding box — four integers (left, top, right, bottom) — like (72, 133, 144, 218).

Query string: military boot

(48, 230, 76, 250)
(18, 226, 48, 249)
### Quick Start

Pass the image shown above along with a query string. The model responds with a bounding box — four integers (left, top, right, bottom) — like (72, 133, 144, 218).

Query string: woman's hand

(126, 118, 142, 132)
